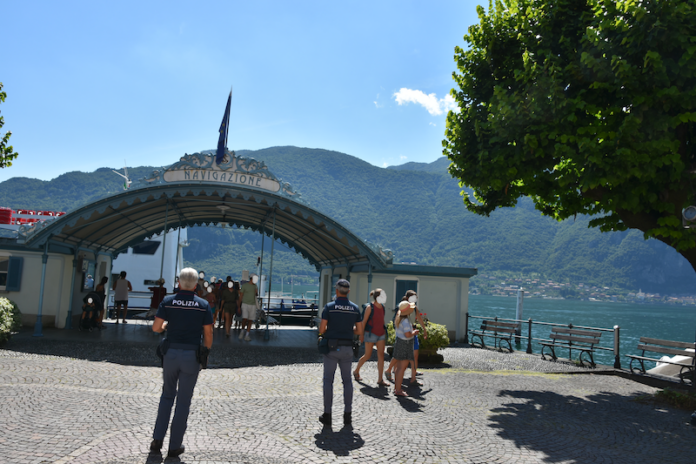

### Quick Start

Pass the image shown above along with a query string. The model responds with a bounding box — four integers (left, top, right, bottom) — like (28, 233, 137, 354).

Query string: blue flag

(216, 91, 232, 164)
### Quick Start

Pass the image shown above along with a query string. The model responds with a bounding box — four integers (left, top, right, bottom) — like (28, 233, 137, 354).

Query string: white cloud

(393, 88, 457, 116)
(400, 155, 407, 160)
(429, 122, 436, 127)
(382, 162, 388, 167)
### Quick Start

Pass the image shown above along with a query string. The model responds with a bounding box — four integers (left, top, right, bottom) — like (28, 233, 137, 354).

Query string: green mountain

(0, 146, 694, 294)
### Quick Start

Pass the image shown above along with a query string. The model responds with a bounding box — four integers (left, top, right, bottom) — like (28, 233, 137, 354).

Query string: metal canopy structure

(20, 152, 393, 271)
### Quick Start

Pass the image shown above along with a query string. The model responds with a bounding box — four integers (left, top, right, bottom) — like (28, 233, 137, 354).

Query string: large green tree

(443, 0, 696, 270)
(0, 83, 19, 169)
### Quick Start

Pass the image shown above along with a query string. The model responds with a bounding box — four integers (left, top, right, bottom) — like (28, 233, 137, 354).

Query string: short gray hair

(179, 268, 198, 290)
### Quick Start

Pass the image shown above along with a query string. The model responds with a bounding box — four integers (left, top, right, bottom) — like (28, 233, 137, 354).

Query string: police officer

(318, 279, 362, 427)
(150, 268, 213, 458)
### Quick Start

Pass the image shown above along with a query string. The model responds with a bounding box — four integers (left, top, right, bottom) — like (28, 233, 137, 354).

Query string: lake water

(468, 294, 696, 367)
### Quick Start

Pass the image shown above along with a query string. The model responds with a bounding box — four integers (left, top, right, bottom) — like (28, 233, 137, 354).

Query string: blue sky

(1, 0, 482, 181)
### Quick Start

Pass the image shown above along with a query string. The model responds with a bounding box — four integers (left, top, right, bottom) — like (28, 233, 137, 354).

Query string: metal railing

(464, 314, 621, 368)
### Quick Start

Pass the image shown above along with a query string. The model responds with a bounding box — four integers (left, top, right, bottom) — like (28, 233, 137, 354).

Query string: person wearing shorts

(238, 275, 258, 342)
(353, 288, 388, 387)
(113, 271, 132, 324)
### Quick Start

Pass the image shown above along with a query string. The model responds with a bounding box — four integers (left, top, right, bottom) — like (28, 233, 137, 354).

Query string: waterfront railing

(465, 314, 622, 368)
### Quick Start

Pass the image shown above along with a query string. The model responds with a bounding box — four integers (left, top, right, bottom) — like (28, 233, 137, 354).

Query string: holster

(155, 338, 170, 368)
(196, 345, 211, 369)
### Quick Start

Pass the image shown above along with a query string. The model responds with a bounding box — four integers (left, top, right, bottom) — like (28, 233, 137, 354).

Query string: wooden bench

(470, 320, 520, 352)
(541, 327, 602, 367)
(626, 337, 696, 385)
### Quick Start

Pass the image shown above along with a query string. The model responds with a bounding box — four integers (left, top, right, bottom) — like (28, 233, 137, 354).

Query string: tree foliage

(443, 0, 696, 269)
(0, 83, 19, 169)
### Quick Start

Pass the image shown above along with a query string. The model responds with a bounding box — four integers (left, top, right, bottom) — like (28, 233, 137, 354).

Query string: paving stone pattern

(1, 343, 695, 463)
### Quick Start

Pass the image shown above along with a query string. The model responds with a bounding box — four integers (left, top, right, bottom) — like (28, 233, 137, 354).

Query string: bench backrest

(549, 327, 602, 346)
(637, 337, 696, 358)
(480, 320, 520, 333)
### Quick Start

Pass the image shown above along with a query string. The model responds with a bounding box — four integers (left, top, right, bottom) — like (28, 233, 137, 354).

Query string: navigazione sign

(138, 151, 302, 199)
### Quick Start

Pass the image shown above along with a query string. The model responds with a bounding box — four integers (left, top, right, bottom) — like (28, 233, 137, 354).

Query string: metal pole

(173, 225, 182, 285)
(515, 288, 524, 340)
(159, 201, 169, 281)
(264, 208, 276, 341)
(259, 232, 265, 291)
(463, 312, 469, 344)
(33, 241, 49, 337)
(613, 325, 621, 369)
(526, 318, 533, 354)
(367, 265, 373, 306)
(65, 248, 79, 329)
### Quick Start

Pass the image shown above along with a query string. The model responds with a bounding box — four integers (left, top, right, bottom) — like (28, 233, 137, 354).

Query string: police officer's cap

(335, 279, 350, 289)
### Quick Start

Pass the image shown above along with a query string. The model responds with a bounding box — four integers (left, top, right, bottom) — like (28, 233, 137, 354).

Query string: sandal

(409, 379, 423, 387)
(394, 390, 408, 397)
(353, 371, 362, 381)
(385, 372, 393, 383)
(377, 381, 389, 387)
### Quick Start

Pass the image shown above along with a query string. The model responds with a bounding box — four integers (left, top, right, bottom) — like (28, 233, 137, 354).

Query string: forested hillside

(0, 146, 694, 294)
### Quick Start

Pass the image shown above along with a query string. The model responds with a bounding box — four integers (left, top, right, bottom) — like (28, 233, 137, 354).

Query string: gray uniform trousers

(322, 347, 354, 414)
(153, 349, 201, 449)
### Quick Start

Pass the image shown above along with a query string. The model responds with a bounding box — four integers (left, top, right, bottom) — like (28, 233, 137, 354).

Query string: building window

(0, 258, 8, 289)
(132, 241, 161, 255)
(395, 279, 418, 300)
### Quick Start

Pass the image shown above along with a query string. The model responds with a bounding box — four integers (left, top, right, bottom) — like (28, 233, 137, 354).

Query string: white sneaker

(244, 334, 251, 341)
(238, 331, 244, 340)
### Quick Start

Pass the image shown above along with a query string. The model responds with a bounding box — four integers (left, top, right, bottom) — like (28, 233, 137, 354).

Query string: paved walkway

(1, 325, 695, 463)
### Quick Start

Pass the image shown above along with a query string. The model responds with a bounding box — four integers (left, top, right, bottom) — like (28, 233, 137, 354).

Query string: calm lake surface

(468, 294, 696, 367)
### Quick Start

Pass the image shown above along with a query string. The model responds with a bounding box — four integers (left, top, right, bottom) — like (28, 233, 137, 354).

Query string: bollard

(463, 313, 469, 344)
(526, 318, 533, 354)
(613, 325, 621, 369)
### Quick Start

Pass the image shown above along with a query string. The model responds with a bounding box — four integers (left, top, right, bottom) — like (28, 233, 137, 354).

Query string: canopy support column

(159, 201, 169, 281)
(367, 265, 373, 305)
(65, 247, 79, 329)
(264, 208, 277, 341)
(33, 241, 49, 337)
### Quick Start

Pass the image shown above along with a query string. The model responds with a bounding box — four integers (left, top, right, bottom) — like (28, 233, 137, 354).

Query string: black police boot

(319, 413, 331, 426)
(344, 411, 352, 426)
(149, 439, 163, 453)
(167, 446, 185, 458)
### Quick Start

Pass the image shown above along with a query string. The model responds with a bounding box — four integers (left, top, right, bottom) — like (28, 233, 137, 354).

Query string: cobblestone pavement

(1, 339, 695, 463)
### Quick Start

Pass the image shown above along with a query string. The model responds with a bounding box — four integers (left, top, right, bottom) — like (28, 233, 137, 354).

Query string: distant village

(469, 274, 696, 306)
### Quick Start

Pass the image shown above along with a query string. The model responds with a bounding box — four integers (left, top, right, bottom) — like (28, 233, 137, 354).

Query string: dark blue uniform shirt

(321, 297, 361, 340)
(155, 290, 213, 346)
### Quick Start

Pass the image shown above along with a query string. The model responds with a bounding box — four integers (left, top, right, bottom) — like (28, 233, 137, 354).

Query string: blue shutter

(6, 256, 23, 292)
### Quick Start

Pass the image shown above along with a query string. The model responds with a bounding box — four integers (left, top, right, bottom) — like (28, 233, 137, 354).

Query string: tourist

(238, 274, 258, 342)
(353, 288, 388, 387)
(95, 276, 108, 328)
(147, 279, 167, 317)
(219, 280, 240, 337)
(392, 300, 419, 397)
(318, 279, 362, 427)
(150, 267, 213, 458)
(112, 271, 132, 324)
(385, 290, 426, 386)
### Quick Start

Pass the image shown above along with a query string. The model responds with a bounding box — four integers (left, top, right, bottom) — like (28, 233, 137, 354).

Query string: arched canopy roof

(21, 152, 392, 271)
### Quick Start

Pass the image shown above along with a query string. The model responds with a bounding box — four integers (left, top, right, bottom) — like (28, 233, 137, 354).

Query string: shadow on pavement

(488, 389, 695, 464)
(1, 337, 324, 369)
(314, 425, 365, 456)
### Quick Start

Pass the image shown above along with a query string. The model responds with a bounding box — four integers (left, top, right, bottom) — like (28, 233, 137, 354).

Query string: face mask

(376, 293, 387, 305)
(408, 295, 417, 304)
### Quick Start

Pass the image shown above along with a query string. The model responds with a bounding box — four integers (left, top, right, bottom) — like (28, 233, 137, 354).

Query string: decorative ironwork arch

(21, 152, 393, 271)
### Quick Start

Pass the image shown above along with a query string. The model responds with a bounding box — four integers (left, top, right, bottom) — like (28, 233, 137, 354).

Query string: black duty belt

(337, 339, 354, 346)
(169, 343, 199, 351)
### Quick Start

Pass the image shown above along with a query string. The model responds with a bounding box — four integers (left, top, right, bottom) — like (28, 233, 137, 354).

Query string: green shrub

(386, 320, 450, 351)
(0, 297, 22, 343)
